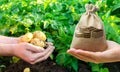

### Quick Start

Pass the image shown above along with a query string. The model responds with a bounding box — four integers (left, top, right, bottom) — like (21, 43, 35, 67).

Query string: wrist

(11, 43, 21, 56)
(0, 43, 17, 56)
(0, 36, 19, 44)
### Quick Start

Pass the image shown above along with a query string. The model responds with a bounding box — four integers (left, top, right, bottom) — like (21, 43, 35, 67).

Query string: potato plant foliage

(0, 0, 120, 72)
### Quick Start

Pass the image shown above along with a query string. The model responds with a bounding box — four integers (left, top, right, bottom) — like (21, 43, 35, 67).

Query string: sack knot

(85, 4, 99, 13)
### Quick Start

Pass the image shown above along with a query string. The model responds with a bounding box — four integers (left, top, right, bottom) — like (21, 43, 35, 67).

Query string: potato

(33, 31, 46, 41)
(23, 67, 30, 72)
(30, 38, 45, 48)
(18, 31, 47, 48)
(19, 32, 33, 43)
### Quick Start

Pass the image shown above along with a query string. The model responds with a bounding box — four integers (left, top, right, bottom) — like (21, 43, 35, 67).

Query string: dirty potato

(19, 32, 33, 43)
(23, 67, 30, 72)
(30, 38, 45, 48)
(33, 31, 46, 41)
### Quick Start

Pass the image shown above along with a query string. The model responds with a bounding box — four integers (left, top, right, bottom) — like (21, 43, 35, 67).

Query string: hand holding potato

(13, 42, 54, 64)
(0, 33, 54, 65)
(14, 31, 54, 64)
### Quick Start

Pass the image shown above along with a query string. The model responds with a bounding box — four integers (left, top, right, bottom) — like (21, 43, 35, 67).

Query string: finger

(46, 42, 53, 46)
(67, 49, 95, 63)
(70, 48, 100, 60)
(27, 43, 45, 53)
(32, 46, 55, 64)
(76, 49, 120, 63)
(68, 48, 102, 63)
(31, 46, 55, 61)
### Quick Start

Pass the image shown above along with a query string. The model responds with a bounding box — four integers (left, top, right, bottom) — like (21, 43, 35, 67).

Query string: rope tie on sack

(85, 4, 99, 13)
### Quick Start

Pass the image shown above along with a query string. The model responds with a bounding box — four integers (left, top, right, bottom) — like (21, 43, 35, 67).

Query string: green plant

(89, 63, 109, 72)
(0, 0, 120, 72)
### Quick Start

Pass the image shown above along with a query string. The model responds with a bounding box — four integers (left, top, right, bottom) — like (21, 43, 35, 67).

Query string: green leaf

(89, 0, 95, 4)
(105, 10, 111, 18)
(112, 3, 120, 12)
(58, 27, 66, 37)
(71, 58, 78, 72)
(109, 16, 120, 23)
(91, 64, 100, 72)
(117, 36, 120, 43)
(43, 20, 50, 29)
(12, 56, 20, 63)
(106, 0, 113, 7)
(56, 52, 68, 65)
(100, 68, 109, 72)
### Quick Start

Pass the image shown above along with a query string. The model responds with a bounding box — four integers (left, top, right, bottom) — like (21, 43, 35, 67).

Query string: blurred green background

(0, 0, 120, 72)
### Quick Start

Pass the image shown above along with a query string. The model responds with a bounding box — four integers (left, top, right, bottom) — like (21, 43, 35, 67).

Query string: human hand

(67, 41, 120, 64)
(13, 42, 54, 64)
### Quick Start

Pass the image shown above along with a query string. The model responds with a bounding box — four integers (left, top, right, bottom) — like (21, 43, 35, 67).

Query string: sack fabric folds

(70, 4, 107, 52)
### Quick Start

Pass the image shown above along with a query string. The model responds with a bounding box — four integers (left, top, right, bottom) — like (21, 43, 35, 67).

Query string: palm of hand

(67, 41, 120, 64)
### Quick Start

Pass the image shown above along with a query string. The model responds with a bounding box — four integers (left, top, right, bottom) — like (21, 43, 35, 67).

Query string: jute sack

(70, 4, 107, 52)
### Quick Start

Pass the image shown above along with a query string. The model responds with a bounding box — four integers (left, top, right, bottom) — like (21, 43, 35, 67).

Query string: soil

(4, 57, 120, 72)
(104, 62, 120, 72)
(4, 58, 91, 72)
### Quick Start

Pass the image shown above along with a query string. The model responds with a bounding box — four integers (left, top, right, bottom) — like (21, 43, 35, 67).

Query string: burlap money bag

(70, 4, 107, 52)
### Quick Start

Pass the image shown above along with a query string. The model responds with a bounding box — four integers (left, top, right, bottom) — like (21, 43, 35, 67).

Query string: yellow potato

(23, 67, 30, 72)
(33, 31, 46, 41)
(18, 31, 47, 48)
(30, 38, 45, 48)
(19, 32, 33, 43)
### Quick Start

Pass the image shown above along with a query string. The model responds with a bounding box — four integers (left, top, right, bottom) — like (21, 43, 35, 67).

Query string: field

(0, 0, 120, 72)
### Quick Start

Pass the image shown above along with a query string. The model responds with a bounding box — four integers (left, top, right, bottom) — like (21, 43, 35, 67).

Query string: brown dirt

(4, 58, 69, 72)
(104, 62, 120, 72)
(3, 57, 120, 72)
(4, 58, 91, 72)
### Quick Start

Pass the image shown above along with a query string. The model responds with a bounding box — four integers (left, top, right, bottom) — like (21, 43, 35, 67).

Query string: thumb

(67, 48, 76, 54)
